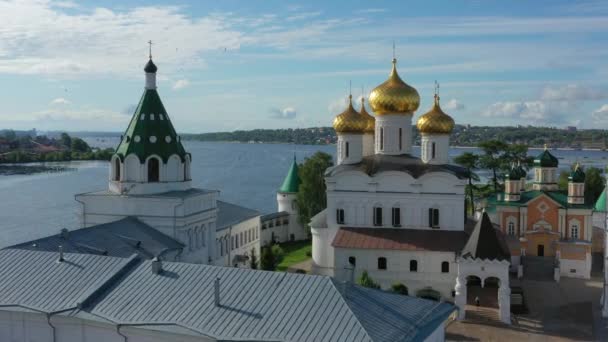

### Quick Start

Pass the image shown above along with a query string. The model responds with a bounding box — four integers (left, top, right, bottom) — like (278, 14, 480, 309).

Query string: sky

(1, 0, 608, 133)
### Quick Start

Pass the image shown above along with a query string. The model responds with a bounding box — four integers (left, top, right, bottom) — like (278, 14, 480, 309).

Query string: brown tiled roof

(332, 227, 469, 252)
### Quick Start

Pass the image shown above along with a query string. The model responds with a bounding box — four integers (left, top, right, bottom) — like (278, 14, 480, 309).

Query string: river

(1, 139, 607, 248)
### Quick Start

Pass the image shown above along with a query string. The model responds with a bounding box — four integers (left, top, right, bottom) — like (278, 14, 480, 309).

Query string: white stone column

(498, 284, 511, 324)
(454, 275, 467, 320)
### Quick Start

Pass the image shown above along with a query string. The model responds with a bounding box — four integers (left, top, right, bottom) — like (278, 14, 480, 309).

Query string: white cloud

(443, 98, 465, 110)
(481, 101, 547, 120)
(270, 107, 297, 119)
(172, 79, 190, 90)
(540, 84, 608, 101)
(355, 8, 387, 14)
(328, 96, 349, 115)
(285, 11, 322, 21)
(50, 97, 71, 105)
(592, 104, 608, 122)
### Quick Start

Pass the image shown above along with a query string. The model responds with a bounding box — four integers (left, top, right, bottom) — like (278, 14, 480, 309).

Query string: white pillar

(454, 276, 467, 320)
(498, 284, 511, 324)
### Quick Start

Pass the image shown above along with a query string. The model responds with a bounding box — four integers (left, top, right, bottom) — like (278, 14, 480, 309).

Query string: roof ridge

(328, 278, 375, 342)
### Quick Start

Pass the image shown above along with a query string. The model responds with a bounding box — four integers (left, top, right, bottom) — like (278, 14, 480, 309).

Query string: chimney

(58, 245, 64, 262)
(61, 228, 69, 239)
(151, 257, 162, 274)
(214, 277, 221, 307)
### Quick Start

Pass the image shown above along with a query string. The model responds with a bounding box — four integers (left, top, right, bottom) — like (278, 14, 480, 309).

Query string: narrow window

(147, 158, 159, 182)
(508, 222, 515, 236)
(392, 207, 401, 227)
(378, 257, 387, 270)
(380, 128, 384, 150)
(373, 207, 383, 226)
(571, 225, 579, 239)
(399, 128, 402, 150)
(336, 209, 345, 224)
(441, 261, 449, 273)
(345, 141, 349, 158)
(410, 260, 418, 272)
(114, 158, 121, 181)
(432, 142, 436, 159)
(348, 256, 356, 267)
(231, 236, 234, 250)
(428, 208, 439, 228)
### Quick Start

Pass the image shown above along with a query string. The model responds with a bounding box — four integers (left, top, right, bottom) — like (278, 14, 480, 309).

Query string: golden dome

(369, 58, 420, 115)
(333, 95, 367, 134)
(359, 97, 375, 134)
(416, 95, 455, 134)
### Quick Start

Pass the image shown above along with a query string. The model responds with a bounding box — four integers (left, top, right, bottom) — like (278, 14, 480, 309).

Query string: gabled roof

(216, 200, 260, 231)
(279, 156, 301, 193)
(9, 217, 183, 259)
(461, 212, 510, 261)
(326, 154, 468, 179)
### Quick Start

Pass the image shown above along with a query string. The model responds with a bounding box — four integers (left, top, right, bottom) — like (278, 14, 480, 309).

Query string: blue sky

(1, 0, 608, 132)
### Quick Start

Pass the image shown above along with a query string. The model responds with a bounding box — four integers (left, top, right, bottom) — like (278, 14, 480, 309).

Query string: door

(537, 244, 544, 257)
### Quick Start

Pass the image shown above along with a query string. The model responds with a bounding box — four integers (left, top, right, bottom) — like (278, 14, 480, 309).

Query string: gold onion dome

(333, 95, 367, 134)
(416, 95, 455, 134)
(369, 58, 420, 115)
(359, 97, 375, 133)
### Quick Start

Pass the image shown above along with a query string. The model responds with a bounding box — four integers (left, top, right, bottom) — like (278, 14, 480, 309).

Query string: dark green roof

(144, 59, 157, 73)
(505, 164, 523, 180)
(534, 148, 558, 167)
(114, 88, 188, 163)
(488, 189, 593, 209)
(595, 190, 606, 212)
(279, 157, 300, 193)
(569, 165, 585, 183)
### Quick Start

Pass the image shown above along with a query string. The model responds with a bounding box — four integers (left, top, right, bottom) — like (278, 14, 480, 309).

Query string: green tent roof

(534, 148, 558, 167)
(595, 190, 606, 212)
(279, 157, 300, 193)
(114, 61, 188, 163)
(569, 165, 585, 183)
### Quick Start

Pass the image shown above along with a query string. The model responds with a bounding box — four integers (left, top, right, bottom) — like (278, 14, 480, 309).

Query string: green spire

(114, 59, 188, 163)
(279, 155, 300, 193)
(595, 189, 606, 212)
(568, 163, 585, 183)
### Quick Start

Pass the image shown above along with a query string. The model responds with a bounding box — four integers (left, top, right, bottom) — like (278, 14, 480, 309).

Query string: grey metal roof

(9, 217, 183, 259)
(326, 153, 468, 179)
(0, 249, 455, 341)
(216, 200, 260, 231)
(78, 188, 217, 199)
(261, 211, 289, 221)
(0, 249, 136, 314)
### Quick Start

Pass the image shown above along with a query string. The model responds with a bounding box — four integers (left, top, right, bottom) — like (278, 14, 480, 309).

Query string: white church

(310, 57, 513, 323)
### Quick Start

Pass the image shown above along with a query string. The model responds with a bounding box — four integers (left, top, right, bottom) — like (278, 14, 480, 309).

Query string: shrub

(357, 270, 380, 289)
(391, 283, 408, 296)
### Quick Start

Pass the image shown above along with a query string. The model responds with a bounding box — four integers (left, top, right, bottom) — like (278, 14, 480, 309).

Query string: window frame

(378, 257, 387, 270)
(428, 208, 440, 228)
(336, 208, 345, 224)
(441, 261, 449, 273)
(373, 207, 383, 226)
(409, 260, 418, 272)
(391, 207, 401, 227)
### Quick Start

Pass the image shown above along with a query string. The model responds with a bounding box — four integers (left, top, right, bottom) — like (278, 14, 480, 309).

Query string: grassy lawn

(276, 240, 312, 272)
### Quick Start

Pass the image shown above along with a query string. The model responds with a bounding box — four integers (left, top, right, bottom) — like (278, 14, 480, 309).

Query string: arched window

(441, 261, 449, 273)
(373, 206, 383, 226)
(410, 260, 418, 272)
(431, 142, 436, 159)
(114, 158, 121, 181)
(336, 209, 345, 224)
(348, 256, 356, 267)
(508, 221, 515, 236)
(378, 257, 387, 270)
(147, 158, 160, 182)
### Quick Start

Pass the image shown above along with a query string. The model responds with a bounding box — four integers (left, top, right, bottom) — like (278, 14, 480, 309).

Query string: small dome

(516, 162, 527, 179)
(333, 95, 367, 134)
(144, 59, 158, 73)
(534, 146, 558, 167)
(569, 163, 585, 183)
(369, 58, 420, 115)
(359, 97, 375, 134)
(416, 95, 455, 134)
(506, 163, 524, 180)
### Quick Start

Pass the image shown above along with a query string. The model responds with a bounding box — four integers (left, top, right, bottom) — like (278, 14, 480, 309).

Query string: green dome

(279, 156, 300, 193)
(506, 163, 526, 180)
(569, 164, 585, 183)
(534, 147, 558, 168)
(516, 163, 527, 179)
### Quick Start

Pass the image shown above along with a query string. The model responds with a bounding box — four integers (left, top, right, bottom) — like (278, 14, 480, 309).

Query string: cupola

(418, 83, 453, 164)
(369, 58, 420, 115)
(568, 163, 585, 204)
(532, 145, 559, 191)
(333, 95, 365, 165)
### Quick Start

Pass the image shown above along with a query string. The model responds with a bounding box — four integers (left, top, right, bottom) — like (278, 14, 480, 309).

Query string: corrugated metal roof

(216, 200, 260, 231)
(261, 211, 289, 221)
(0, 249, 134, 314)
(9, 217, 183, 259)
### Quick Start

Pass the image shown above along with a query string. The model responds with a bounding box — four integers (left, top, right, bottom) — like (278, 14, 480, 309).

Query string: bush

(391, 283, 408, 296)
(260, 246, 276, 271)
(357, 270, 380, 289)
(271, 244, 284, 263)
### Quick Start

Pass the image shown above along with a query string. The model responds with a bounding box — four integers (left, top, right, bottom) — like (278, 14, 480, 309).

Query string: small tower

(504, 164, 522, 201)
(333, 95, 366, 165)
(359, 95, 375, 157)
(516, 161, 527, 191)
(416, 82, 454, 164)
(532, 145, 559, 191)
(109, 50, 191, 195)
(369, 57, 420, 155)
(277, 156, 306, 240)
(567, 164, 585, 204)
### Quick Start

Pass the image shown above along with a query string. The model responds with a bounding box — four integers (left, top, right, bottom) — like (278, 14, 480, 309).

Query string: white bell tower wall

(375, 114, 412, 155)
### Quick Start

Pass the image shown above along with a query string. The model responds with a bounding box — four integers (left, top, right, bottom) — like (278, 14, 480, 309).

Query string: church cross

(148, 40, 153, 59)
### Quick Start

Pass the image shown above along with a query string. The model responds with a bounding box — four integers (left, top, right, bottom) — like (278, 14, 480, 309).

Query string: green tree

(296, 151, 333, 227)
(558, 170, 569, 191)
(478, 140, 508, 193)
(249, 248, 258, 270)
(585, 167, 605, 204)
(260, 246, 276, 271)
(357, 270, 380, 289)
(453, 152, 480, 216)
(391, 282, 408, 295)
(59, 133, 72, 149)
(71, 137, 91, 153)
